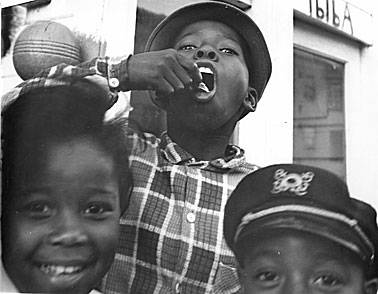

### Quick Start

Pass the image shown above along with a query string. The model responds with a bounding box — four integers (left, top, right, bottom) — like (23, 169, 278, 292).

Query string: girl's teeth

(65, 266, 76, 273)
(40, 264, 82, 275)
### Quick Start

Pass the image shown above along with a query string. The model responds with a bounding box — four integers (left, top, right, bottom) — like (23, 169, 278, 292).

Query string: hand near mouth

(127, 49, 202, 96)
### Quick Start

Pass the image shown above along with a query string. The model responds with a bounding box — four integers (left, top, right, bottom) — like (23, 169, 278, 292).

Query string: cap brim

(145, 2, 272, 113)
(235, 212, 373, 263)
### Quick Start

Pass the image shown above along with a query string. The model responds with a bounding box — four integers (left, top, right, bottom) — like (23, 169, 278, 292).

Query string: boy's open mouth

(194, 63, 216, 102)
(198, 67, 214, 93)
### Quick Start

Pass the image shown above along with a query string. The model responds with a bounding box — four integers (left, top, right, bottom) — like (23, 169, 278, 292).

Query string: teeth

(199, 67, 213, 74)
(65, 266, 77, 274)
(198, 82, 210, 93)
(40, 264, 83, 275)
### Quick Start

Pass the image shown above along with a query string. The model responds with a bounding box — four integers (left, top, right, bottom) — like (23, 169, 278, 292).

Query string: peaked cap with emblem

(224, 164, 378, 277)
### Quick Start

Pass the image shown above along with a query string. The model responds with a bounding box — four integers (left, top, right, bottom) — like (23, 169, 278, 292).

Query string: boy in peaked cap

(224, 164, 378, 294)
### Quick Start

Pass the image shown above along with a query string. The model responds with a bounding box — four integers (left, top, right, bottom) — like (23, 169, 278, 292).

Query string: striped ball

(13, 21, 81, 80)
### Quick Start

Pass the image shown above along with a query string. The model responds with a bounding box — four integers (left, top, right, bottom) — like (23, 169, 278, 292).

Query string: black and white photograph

(1, 0, 378, 293)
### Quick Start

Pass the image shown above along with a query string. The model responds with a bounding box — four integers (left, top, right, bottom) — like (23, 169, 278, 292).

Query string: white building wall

(293, 1, 378, 209)
(239, 0, 294, 167)
(347, 1, 378, 209)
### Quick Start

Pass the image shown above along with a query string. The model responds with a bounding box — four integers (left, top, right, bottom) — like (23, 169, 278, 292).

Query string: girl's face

(3, 137, 120, 294)
(239, 230, 377, 294)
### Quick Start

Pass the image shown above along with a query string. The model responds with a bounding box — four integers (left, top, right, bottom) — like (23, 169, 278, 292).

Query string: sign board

(294, 0, 373, 45)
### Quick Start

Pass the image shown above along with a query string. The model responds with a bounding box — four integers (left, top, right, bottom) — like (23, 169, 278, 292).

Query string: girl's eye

(179, 44, 196, 51)
(220, 48, 238, 56)
(255, 271, 280, 283)
(20, 202, 52, 218)
(313, 274, 344, 288)
(83, 203, 113, 218)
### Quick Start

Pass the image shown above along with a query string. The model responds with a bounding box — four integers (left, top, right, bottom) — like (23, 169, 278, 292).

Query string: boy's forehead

(243, 229, 361, 264)
(174, 20, 244, 45)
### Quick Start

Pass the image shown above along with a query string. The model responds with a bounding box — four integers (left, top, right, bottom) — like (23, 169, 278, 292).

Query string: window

(293, 48, 346, 179)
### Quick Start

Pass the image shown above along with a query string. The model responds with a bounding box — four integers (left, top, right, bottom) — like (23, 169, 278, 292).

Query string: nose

(48, 211, 88, 246)
(194, 46, 218, 61)
(282, 275, 308, 294)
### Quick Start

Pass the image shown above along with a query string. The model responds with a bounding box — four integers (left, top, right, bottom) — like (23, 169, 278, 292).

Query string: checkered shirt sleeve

(102, 132, 258, 294)
(1, 60, 118, 113)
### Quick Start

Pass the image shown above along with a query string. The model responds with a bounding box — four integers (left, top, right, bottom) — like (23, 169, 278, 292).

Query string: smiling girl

(1, 76, 132, 293)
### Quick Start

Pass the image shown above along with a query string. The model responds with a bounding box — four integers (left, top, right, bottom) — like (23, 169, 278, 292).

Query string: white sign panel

(294, 0, 373, 45)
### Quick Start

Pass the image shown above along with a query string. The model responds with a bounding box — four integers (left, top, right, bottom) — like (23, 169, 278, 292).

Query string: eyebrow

(174, 32, 242, 46)
(245, 249, 283, 261)
(16, 186, 51, 195)
(18, 186, 118, 200)
(219, 33, 242, 45)
(85, 187, 118, 198)
(313, 253, 349, 265)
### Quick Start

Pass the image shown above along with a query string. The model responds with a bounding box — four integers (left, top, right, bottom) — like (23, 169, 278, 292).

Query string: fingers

(177, 56, 202, 85)
(128, 49, 201, 95)
(156, 51, 195, 95)
(157, 78, 175, 96)
(172, 63, 193, 88)
(154, 66, 184, 96)
(162, 61, 187, 92)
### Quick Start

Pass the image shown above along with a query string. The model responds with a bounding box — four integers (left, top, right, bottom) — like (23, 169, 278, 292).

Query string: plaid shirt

(1, 59, 257, 294)
(102, 131, 258, 294)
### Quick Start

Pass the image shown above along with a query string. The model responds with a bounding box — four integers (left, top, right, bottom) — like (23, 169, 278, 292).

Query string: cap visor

(236, 212, 372, 262)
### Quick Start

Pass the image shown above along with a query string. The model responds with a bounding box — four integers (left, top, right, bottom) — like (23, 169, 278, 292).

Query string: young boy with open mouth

(95, 2, 272, 293)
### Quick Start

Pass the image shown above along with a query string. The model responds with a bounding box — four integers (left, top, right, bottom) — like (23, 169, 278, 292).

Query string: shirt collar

(159, 132, 246, 170)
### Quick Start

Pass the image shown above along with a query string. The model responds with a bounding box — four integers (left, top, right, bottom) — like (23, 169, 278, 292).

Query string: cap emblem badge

(272, 169, 314, 196)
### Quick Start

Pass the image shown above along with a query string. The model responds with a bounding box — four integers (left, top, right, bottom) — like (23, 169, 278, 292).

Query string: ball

(13, 21, 81, 80)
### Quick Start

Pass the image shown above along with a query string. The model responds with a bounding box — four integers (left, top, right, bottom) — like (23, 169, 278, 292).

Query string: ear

(364, 278, 378, 294)
(243, 87, 258, 113)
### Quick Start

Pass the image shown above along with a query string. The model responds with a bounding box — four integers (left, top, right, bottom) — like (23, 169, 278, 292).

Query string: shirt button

(186, 211, 196, 223)
(109, 77, 119, 88)
(175, 282, 181, 293)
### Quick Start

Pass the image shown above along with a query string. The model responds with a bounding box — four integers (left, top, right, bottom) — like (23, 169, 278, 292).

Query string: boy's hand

(127, 49, 202, 96)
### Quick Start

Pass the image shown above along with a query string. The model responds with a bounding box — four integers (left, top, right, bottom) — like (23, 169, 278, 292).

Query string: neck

(167, 117, 236, 161)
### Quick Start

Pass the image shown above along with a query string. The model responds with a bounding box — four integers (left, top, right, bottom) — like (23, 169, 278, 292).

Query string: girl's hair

(1, 79, 132, 214)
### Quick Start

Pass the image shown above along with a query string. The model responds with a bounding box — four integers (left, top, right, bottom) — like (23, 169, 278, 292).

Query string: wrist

(94, 55, 133, 92)
(108, 54, 133, 91)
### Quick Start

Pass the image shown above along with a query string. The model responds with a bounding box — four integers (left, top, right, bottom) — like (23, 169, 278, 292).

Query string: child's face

(3, 137, 120, 294)
(169, 20, 250, 131)
(239, 230, 376, 294)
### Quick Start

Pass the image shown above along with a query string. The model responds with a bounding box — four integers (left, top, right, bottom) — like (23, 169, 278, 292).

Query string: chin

(9, 261, 104, 294)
